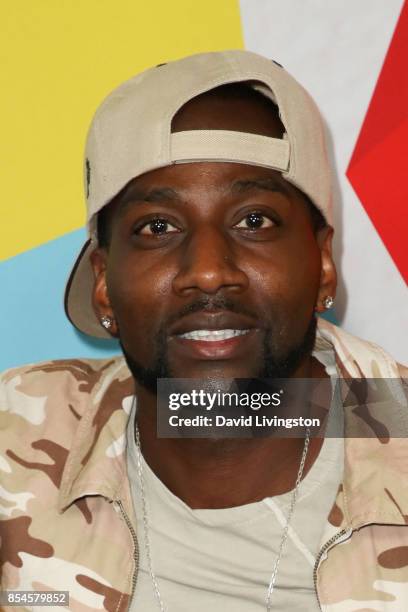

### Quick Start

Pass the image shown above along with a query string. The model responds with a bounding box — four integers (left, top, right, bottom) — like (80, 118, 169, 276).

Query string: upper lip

(169, 311, 258, 337)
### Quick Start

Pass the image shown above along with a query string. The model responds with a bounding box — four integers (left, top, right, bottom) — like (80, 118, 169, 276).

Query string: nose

(172, 225, 249, 296)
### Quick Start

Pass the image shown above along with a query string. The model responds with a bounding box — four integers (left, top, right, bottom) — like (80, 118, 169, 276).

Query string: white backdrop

(240, 0, 408, 364)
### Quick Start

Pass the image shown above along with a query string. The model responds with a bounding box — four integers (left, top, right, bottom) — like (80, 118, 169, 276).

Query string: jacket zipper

(115, 499, 140, 611)
(313, 527, 353, 611)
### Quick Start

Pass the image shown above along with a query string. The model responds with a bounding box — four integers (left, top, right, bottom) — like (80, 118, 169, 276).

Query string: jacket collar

(58, 358, 134, 512)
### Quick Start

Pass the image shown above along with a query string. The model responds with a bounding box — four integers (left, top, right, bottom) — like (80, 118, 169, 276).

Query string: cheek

(290, 242, 322, 301)
(243, 237, 322, 310)
(105, 251, 174, 337)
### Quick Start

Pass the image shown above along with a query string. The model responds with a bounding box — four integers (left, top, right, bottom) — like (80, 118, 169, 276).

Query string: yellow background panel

(1, 0, 243, 261)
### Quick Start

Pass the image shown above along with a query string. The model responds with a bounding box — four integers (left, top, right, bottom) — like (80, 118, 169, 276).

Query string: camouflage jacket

(1, 319, 408, 611)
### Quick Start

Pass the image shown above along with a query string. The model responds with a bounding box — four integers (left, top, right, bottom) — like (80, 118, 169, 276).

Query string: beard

(120, 297, 317, 394)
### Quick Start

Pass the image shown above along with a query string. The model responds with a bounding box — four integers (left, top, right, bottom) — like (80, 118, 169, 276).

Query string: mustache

(165, 296, 258, 327)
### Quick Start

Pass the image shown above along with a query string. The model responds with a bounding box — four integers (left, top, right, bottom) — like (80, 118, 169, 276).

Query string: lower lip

(171, 330, 257, 360)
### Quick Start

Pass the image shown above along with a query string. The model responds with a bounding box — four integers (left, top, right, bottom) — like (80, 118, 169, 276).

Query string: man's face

(92, 91, 336, 389)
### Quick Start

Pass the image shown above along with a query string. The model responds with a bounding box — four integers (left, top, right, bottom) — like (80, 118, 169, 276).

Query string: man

(1, 50, 407, 611)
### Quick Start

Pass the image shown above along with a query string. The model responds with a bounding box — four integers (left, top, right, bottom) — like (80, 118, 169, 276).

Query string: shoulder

(316, 319, 406, 378)
(0, 356, 131, 451)
(1, 355, 129, 411)
(1, 355, 129, 391)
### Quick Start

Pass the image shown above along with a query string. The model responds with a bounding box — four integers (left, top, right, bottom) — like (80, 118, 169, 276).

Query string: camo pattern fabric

(1, 319, 407, 611)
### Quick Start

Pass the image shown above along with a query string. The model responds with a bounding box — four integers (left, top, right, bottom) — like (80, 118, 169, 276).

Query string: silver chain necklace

(134, 421, 310, 612)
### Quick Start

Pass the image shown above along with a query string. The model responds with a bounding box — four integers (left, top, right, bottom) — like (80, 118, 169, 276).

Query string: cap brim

(64, 239, 111, 339)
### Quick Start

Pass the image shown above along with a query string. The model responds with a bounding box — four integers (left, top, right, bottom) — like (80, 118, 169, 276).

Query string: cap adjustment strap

(170, 130, 290, 171)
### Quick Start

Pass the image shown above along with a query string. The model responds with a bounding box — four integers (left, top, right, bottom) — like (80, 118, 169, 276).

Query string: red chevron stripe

(347, 0, 408, 283)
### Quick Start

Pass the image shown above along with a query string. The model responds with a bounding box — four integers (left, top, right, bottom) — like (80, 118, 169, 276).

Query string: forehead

(117, 162, 291, 204)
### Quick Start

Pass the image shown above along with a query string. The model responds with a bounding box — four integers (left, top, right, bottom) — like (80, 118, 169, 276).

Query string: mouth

(172, 328, 258, 360)
(178, 329, 250, 341)
(168, 312, 259, 361)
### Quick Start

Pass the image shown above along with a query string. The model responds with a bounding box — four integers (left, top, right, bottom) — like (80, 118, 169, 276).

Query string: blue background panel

(1, 230, 120, 371)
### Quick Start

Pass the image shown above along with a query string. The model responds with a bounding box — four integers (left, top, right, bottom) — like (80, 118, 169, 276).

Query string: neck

(133, 356, 327, 509)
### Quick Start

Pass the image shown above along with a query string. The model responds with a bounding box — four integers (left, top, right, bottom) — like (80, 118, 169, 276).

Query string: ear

(89, 248, 119, 337)
(315, 226, 337, 313)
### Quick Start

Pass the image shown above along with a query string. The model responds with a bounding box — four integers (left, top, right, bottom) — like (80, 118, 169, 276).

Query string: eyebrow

(231, 178, 291, 198)
(117, 185, 181, 216)
(116, 176, 291, 217)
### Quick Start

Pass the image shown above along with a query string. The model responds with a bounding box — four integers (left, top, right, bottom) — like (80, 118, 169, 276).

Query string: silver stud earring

(323, 296, 334, 310)
(100, 315, 113, 330)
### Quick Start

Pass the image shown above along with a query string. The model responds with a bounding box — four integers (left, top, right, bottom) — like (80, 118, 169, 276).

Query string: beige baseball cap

(65, 49, 332, 338)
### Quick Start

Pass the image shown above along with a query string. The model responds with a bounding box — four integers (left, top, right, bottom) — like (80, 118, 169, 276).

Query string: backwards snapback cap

(65, 49, 332, 338)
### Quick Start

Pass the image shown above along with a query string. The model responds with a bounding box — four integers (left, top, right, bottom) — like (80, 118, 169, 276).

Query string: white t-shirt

(127, 356, 343, 611)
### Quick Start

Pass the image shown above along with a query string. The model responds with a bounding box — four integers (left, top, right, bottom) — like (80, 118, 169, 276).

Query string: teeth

(179, 329, 250, 341)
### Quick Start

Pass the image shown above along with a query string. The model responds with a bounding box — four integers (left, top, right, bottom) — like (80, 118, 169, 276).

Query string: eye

(136, 217, 180, 236)
(234, 212, 276, 230)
